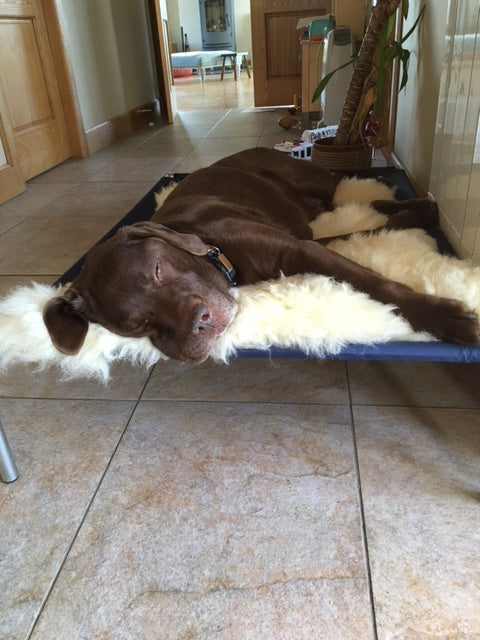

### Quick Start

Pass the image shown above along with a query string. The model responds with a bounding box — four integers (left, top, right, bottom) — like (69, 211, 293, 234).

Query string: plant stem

(335, 0, 400, 146)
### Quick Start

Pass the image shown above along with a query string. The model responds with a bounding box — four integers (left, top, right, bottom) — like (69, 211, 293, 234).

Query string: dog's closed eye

(154, 259, 162, 284)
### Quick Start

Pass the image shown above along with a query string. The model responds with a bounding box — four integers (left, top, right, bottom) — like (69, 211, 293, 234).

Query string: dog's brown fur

(44, 148, 480, 363)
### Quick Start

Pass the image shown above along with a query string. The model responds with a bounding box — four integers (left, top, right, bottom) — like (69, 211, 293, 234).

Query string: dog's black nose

(191, 304, 213, 334)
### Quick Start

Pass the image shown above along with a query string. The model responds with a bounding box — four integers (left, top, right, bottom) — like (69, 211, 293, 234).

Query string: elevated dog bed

(1, 167, 480, 386)
(3, 168, 480, 483)
(54, 168, 480, 367)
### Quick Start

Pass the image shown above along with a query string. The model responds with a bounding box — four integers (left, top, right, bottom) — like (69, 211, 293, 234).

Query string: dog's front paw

(412, 296, 480, 344)
(439, 301, 480, 345)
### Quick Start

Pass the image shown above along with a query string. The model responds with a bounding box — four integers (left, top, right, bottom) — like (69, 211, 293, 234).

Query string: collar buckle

(205, 246, 237, 287)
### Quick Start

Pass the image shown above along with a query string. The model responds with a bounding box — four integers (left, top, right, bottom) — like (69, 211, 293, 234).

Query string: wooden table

(171, 50, 250, 82)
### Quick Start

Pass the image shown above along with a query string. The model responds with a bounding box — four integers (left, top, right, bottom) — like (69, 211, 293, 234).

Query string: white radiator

(321, 26, 354, 126)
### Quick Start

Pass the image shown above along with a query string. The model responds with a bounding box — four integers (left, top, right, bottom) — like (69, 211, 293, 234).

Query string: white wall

(428, 0, 480, 262)
(396, 0, 480, 263)
(166, 0, 182, 51)
(233, 0, 253, 55)
(58, 0, 157, 130)
(169, 0, 201, 49)
(394, 0, 449, 193)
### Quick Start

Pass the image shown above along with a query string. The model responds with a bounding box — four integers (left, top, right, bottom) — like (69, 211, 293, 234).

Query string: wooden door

(150, 0, 177, 124)
(0, 91, 24, 203)
(0, 0, 71, 203)
(250, 0, 332, 106)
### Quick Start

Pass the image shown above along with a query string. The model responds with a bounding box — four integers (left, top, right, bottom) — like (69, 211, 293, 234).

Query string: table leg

(0, 420, 19, 483)
(242, 54, 251, 78)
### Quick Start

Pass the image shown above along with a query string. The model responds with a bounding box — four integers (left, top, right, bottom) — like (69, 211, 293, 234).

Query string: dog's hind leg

(313, 207, 440, 245)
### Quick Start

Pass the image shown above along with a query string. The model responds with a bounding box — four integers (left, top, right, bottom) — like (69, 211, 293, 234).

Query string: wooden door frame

(383, 5, 404, 163)
(148, 0, 176, 124)
(43, 0, 88, 158)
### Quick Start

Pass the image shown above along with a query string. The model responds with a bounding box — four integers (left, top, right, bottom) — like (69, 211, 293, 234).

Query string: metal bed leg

(0, 419, 19, 483)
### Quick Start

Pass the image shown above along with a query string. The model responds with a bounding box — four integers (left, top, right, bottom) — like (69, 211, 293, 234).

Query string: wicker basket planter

(311, 137, 372, 172)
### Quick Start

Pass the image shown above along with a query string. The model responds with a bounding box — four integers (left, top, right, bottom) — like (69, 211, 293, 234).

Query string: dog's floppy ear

(43, 291, 89, 355)
(128, 222, 209, 256)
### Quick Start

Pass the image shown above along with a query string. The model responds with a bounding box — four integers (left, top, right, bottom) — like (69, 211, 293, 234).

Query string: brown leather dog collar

(205, 246, 237, 287)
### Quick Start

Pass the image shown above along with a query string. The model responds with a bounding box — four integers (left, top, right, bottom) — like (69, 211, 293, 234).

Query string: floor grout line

(345, 361, 379, 640)
(25, 372, 155, 639)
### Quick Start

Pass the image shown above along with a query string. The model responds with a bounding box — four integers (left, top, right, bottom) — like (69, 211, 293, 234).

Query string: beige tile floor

(1, 73, 480, 640)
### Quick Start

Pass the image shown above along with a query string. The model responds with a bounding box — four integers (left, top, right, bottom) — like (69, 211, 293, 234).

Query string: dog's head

(43, 223, 238, 364)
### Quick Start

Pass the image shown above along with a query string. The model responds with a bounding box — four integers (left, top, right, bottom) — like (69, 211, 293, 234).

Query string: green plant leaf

(311, 54, 357, 103)
(385, 13, 396, 40)
(375, 36, 398, 114)
(398, 48, 411, 91)
(377, 12, 395, 56)
(401, 4, 425, 44)
(373, 4, 425, 113)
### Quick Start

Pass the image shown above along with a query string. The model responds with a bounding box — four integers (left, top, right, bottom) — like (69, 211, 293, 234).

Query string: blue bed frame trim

(55, 167, 480, 364)
(237, 342, 480, 363)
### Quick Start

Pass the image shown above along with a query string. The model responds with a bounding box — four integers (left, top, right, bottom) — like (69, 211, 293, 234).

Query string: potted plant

(311, 0, 425, 170)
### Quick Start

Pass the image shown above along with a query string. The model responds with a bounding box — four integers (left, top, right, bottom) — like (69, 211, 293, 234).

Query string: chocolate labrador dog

(44, 147, 479, 363)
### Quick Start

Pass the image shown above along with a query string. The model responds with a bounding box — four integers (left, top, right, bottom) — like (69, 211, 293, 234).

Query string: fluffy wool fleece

(1, 177, 479, 381)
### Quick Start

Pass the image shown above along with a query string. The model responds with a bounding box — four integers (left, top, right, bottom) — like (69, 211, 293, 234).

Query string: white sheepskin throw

(1, 177, 479, 381)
